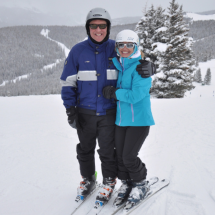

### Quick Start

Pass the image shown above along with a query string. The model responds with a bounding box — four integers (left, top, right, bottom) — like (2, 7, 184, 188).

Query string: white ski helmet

(115, 30, 139, 47)
(85, 8, 111, 36)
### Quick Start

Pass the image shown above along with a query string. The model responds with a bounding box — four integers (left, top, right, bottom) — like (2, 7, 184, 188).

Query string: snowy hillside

(185, 59, 215, 98)
(185, 12, 215, 21)
(1, 59, 215, 215)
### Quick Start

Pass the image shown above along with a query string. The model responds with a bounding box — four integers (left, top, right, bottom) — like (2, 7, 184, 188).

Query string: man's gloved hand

(102, 86, 118, 100)
(66, 106, 77, 129)
(136, 59, 156, 78)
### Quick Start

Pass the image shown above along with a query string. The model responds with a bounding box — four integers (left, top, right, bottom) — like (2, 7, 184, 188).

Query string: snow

(152, 42, 168, 52)
(1, 55, 215, 214)
(185, 13, 215, 21)
(40, 29, 70, 58)
(0, 29, 69, 87)
(0, 74, 31, 86)
(185, 59, 215, 98)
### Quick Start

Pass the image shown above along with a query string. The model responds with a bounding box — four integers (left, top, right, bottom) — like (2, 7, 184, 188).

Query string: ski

(86, 189, 117, 215)
(70, 182, 100, 215)
(122, 178, 170, 215)
(110, 177, 159, 215)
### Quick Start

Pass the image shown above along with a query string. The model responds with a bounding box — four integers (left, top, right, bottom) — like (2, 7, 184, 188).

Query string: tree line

(0, 2, 214, 97)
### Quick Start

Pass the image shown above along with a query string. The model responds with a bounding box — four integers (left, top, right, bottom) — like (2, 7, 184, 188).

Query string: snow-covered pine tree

(204, 68, 211, 85)
(135, 5, 167, 65)
(135, 5, 157, 60)
(151, 0, 195, 98)
(194, 68, 202, 83)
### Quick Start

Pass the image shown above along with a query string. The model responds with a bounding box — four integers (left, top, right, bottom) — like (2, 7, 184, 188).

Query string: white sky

(0, 0, 214, 20)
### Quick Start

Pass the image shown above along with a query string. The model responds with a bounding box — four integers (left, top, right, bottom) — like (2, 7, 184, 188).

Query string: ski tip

(161, 179, 170, 183)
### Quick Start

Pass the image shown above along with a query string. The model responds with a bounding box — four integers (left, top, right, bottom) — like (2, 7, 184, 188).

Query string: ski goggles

(117, 43, 135, 49)
(89, 24, 107, 29)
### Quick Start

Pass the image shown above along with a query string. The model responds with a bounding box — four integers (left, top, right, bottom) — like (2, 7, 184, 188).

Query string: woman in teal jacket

(102, 30, 155, 211)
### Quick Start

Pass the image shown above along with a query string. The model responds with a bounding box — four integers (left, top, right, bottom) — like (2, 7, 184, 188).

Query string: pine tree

(135, 5, 167, 64)
(194, 68, 202, 83)
(204, 68, 211, 85)
(151, 0, 195, 98)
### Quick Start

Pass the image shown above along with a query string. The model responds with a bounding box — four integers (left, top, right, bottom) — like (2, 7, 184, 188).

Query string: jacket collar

(88, 36, 109, 52)
(113, 54, 141, 71)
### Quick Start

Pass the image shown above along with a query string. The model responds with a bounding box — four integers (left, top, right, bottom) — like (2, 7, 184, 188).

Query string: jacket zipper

(118, 58, 124, 126)
(131, 104, 134, 122)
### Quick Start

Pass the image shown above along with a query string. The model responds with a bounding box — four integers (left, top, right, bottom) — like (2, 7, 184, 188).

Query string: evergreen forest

(0, 1, 214, 97)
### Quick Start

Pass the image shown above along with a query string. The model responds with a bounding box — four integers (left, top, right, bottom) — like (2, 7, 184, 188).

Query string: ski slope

(1, 96, 215, 214)
(1, 58, 215, 215)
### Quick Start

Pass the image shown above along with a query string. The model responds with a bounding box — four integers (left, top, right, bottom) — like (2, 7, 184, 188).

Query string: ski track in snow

(0, 29, 69, 87)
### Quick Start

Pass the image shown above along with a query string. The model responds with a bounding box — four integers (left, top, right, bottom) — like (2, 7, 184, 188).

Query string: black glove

(66, 106, 77, 129)
(102, 86, 117, 100)
(136, 60, 156, 78)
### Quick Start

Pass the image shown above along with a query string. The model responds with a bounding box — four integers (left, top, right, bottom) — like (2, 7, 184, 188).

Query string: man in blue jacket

(60, 8, 155, 202)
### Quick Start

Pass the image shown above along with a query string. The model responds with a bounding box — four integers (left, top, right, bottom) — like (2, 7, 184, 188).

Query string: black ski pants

(115, 125, 150, 182)
(76, 113, 117, 179)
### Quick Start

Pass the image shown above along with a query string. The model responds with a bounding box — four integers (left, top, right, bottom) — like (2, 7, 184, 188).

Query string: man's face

(89, 19, 107, 42)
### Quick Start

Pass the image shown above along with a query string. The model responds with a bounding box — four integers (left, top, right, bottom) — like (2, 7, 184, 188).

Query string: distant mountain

(195, 10, 215, 15)
(0, 6, 142, 28)
(111, 16, 141, 26)
(0, 6, 82, 28)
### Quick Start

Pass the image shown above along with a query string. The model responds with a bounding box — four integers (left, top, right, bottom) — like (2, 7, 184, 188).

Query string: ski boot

(75, 173, 97, 202)
(113, 179, 132, 208)
(95, 177, 117, 207)
(124, 179, 149, 211)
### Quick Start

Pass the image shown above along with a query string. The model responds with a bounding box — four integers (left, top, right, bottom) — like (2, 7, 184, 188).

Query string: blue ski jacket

(113, 55, 155, 126)
(60, 37, 118, 116)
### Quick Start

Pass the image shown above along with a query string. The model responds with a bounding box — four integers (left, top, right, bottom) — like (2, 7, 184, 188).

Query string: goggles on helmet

(89, 24, 107, 29)
(117, 43, 135, 49)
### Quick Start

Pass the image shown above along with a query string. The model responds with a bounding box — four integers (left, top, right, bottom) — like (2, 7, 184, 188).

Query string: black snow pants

(76, 112, 117, 179)
(115, 125, 150, 182)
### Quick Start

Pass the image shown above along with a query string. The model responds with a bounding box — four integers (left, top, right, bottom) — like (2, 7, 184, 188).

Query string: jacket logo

(85, 61, 90, 63)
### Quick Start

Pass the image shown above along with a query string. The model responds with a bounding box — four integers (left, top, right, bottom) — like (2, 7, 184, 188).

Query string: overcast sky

(1, 0, 215, 20)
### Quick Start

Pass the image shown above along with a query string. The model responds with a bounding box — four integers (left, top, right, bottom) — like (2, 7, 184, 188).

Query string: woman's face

(118, 42, 134, 58)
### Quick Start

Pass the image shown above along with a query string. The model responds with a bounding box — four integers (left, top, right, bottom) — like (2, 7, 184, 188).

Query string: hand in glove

(66, 106, 77, 129)
(136, 60, 156, 78)
(102, 86, 118, 100)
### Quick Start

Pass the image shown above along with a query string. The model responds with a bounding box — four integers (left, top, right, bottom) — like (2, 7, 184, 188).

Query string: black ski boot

(113, 179, 132, 208)
(76, 174, 96, 201)
(96, 177, 117, 202)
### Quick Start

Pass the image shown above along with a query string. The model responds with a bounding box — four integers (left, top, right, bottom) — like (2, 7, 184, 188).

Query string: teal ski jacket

(113, 55, 155, 126)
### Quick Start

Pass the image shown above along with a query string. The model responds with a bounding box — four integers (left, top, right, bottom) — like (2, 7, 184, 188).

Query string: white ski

(122, 178, 170, 215)
(110, 177, 159, 215)
(71, 182, 100, 215)
(86, 189, 117, 215)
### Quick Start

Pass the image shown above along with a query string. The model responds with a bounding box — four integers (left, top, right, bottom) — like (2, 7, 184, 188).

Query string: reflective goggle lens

(89, 24, 107, 29)
(117, 43, 135, 49)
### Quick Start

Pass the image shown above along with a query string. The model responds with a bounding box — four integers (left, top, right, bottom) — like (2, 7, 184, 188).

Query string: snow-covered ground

(1, 93, 215, 215)
(185, 59, 215, 98)
(1, 59, 215, 215)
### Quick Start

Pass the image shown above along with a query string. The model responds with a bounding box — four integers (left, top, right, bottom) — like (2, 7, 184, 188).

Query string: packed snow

(1, 57, 215, 214)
